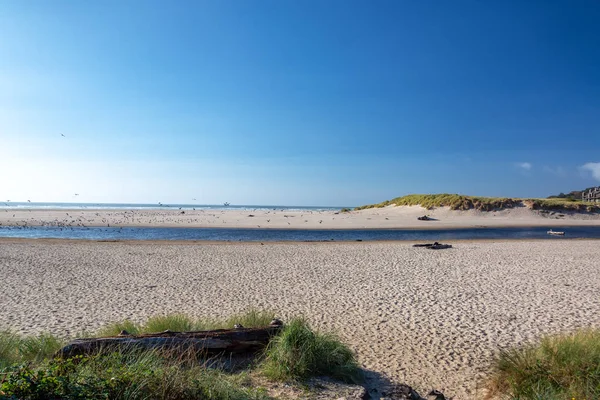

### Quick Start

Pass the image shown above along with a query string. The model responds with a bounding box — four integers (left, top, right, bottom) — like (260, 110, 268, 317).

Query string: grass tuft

(0, 331, 64, 369)
(0, 330, 20, 369)
(486, 329, 600, 399)
(96, 319, 142, 337)
(223, 310, 275, 331)
(260, 318, 361, 383)
(144, 314, 195, 333)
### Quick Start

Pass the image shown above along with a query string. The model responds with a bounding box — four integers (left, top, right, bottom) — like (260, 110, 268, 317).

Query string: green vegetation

(487, 329, 600, 400)
(548, 186, 597, 201)
(97, 310, 275, 337)
(1, 352, 267, 400)
(0, 330, 64, 370)
(261, 319, 361, 383)
(0, 312, 360, 399)
(355, 193, 600, 212)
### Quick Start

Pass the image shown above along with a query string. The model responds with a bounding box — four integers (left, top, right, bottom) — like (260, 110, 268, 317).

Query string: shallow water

(0, 226, 598, 241)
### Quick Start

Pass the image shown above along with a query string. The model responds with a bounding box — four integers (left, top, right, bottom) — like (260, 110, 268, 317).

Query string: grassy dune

(0, 312, 360, 400)
(355, 193, 600, 212)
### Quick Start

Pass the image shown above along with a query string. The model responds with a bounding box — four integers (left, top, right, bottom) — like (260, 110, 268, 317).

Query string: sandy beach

(1, 205, 599, 230)
(1, 239, 599, 398)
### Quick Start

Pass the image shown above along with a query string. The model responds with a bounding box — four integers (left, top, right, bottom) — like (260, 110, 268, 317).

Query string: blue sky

(1, 1, 599, 206)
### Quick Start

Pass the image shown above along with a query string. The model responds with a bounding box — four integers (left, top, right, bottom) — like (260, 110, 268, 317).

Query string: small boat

(547, 229, 565, 236)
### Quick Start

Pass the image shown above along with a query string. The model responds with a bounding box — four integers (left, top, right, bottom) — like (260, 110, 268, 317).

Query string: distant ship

(223, 202, 230, 207)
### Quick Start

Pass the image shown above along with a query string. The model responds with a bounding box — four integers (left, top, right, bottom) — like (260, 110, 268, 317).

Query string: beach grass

(97, 309, 275, 337)
(486, 329, 600, 399)
(355, 193, 600, 212)
(0, 330, 64, 369)
(1, 350, 268, 400)
(96, 319, 142, 337)
(0, 312, 360, 399)
(261, 318, 361, 383)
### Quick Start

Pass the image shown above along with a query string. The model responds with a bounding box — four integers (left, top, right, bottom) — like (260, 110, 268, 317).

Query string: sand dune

(1, 205, 599, 230)
(1, 239, 599, 398)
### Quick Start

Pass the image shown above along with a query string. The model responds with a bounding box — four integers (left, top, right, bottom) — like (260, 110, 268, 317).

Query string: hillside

(355, 194, 600, 212)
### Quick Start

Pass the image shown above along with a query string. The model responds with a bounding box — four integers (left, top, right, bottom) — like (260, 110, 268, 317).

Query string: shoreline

(1, 206, 599, 230)
(3, 221, 600, 230)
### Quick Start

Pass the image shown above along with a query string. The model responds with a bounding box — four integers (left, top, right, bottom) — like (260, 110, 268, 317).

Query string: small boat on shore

(547, 229, 565, 236)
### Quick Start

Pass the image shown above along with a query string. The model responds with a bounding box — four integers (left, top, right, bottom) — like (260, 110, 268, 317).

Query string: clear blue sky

(2, 1, 599, 206)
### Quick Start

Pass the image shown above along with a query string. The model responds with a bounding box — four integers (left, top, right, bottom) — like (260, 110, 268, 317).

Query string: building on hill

(582, 187, 600, 202)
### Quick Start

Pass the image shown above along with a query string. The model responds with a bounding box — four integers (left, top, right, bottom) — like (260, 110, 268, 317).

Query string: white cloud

(515, 162, 532, 171)
(581, 162, 600, 181)
(543, 166, 566, 177)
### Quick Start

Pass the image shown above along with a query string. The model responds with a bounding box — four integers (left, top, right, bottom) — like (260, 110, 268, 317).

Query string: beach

(1, 205, 600, 229)
(1, 239, 599, 398)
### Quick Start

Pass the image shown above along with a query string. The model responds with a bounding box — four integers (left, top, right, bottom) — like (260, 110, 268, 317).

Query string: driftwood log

(412, 242, 452, 250)
(56, 323, 283, 359)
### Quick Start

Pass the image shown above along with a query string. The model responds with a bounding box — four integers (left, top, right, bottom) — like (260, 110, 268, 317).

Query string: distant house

(582, 187, 600, 202)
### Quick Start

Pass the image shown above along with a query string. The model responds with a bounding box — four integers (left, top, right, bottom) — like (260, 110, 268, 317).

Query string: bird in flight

(74, 194, 79, 196)
(61, 134, 65, 137)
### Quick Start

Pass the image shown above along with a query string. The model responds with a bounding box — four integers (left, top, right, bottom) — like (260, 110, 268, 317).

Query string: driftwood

(412, 242, 452, 250)
(56, 323, 283, 359)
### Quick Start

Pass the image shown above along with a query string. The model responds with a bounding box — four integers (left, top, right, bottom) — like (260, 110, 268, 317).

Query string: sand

(1, 239, 599, 398)
(1, 205, 599, 229)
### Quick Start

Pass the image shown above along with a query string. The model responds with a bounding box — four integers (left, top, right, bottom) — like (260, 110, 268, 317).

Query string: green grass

(355, 193, 600, 213)
(0, 330, 64, 369)
(260, 319, 361, 383)
(97, 310, 276, 337)
(144, 314, 196, 333)
(96, 319, 142, 337)
(0, 312, 359, 399)
(1, 351, 269, 400)
(487, 329, 600, 399)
